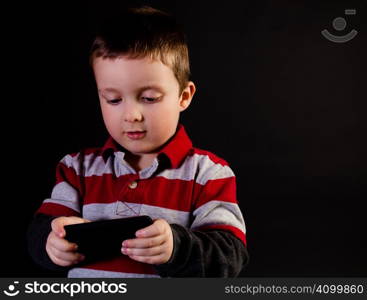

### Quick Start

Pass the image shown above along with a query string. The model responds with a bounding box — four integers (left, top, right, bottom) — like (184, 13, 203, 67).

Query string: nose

(123, 101, 143, 123)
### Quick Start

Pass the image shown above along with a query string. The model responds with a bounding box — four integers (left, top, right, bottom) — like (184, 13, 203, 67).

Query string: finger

(52, 217, 90, 238)
(122, 235, 164, 249)
(48, 253, 72, 267)
(51, 246, 85, 262)
(46, 242, 74, 267)
(129, 254, 166, 265)
(48, 251, 83, 267)
(122, 244, 165, 257)
(57, 216, 91, 237)
(48, 231, 78, 252)
(135, 219, 166, 238)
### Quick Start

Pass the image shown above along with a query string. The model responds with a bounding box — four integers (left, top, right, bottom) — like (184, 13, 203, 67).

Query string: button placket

(115, 174, 141, 217)
(128, 180, 138, 189)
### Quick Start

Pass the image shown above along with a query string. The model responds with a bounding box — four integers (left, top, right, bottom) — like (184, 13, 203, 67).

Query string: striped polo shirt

(36, 125, 246, 278)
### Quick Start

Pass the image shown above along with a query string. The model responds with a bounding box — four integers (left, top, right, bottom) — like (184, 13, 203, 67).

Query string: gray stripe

(114, 152, 137, 177)
(61, 153, 134, 178)
(83, 202, 190, 227)
(139, 158, 159, 179)
(157, 153, 234, 185)
(85, 155, 113, 177)
(82, 203, 121, 221)
(114, 153, 160, 179)
(191, 200, 246, 233)
(61, 152, 233, 183)
(116, 202, 143, 218)
(140, 204, 190, 226)
(68, 268, 160, 278)
(196, 159, 234, 185)
(43, 182, 80, 213)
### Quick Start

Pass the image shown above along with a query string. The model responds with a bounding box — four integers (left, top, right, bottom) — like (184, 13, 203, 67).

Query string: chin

(125, 146, 156, 155)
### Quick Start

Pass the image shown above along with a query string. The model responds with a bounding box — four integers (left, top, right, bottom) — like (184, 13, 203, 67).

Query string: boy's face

(93, 56, 194, 156)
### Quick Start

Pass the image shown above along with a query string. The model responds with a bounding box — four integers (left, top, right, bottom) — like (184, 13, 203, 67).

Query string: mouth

(125, 130, 147, 140)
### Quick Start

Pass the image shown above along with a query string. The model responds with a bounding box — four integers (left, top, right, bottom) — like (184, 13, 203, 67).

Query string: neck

(125, 152, 157, 172)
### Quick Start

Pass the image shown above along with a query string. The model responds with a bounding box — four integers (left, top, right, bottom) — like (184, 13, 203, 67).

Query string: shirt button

(128, 181, 138, 189)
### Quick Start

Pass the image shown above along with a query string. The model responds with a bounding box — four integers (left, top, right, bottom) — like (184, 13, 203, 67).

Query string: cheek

(157, 99, 181, 118)
(147, 105, 180, 140)
(148, 105, 179, 126)
(100, 105, 120, 127)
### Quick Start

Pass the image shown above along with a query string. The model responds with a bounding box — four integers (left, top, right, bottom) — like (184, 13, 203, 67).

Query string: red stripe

(82, 175, 236, 212)
(83, 174, 119, 205)
(82, 255, 157, 275)
(83, 175, 195, 211)
(55, 163, 83, 194)
(194, 224, 247, 246)
(36, 203, 80, 217)
(193, 148, 229, 166)
(54, 149, 236, 213)
(193, 177, 237, 209)
(140, 177, 194, 211)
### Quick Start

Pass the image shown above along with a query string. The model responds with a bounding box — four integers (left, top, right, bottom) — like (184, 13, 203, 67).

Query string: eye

(106, 98, 122, 105)
(142, 97, 160, 103)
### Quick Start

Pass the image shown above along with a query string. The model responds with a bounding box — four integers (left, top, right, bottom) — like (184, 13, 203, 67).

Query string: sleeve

(155, 224, 249, 277)
(155, 158, 249, 277)
(27, 154, 84, 271)
(27, 213, 70, 273)
(36, 153, 83, 217)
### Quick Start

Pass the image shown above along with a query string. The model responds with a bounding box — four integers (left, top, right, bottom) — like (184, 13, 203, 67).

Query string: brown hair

(89, 6, 190, 94)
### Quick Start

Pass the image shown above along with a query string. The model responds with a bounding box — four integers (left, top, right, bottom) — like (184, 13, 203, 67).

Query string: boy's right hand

(46, 216, 90, 267)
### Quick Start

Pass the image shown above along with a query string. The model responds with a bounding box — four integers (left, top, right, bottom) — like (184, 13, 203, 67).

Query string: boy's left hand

(121, 218, 173, 265)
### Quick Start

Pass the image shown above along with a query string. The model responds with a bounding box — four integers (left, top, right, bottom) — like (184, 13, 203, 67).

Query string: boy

(28, 6, 249, 277)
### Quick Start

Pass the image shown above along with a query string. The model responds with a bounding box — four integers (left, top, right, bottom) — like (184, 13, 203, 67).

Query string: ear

(179, 81, 196, 112)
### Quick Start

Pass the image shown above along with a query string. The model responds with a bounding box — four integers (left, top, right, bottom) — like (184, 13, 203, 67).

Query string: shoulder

(57, 146, 106, 172)
(186, 148, 235, 185)
(190, 148, 230, 167)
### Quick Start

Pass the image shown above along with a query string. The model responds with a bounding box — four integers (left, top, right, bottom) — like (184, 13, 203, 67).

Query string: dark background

(2, 0, 366, 277)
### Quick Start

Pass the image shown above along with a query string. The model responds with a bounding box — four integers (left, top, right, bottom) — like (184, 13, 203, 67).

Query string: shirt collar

(101, 124, 193, 168)
(158, 124, 193, 168)
(101, 136, 120, 162)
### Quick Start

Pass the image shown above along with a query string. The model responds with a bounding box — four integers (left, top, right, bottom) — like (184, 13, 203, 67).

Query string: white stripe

(114, 152, 137, 177)
(43, 182, 80, 213)
(139, 158, 159, 179)
(82, 203, 120, 221)
(61, 153, 135, 177)
(61, 152, 234, 182)
(140, 204, 190, 226)
(68, 268, 160, 278)
(61, 153, 111, 176)
(82, 202, 191, 227)
(157, 153, 234, 185)
(191, 200, 246, 233)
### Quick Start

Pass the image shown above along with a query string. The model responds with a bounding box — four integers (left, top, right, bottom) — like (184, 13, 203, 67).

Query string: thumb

(51, 216, 90, 238)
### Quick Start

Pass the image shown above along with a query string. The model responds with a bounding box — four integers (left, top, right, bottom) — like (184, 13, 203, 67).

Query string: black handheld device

(64, 215, 153, 261)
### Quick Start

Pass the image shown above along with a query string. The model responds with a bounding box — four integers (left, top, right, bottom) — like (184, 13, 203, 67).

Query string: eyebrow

(99, 87, 118, 93)
(136, 85, 165, 94)
(98, 85, 164, 94)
